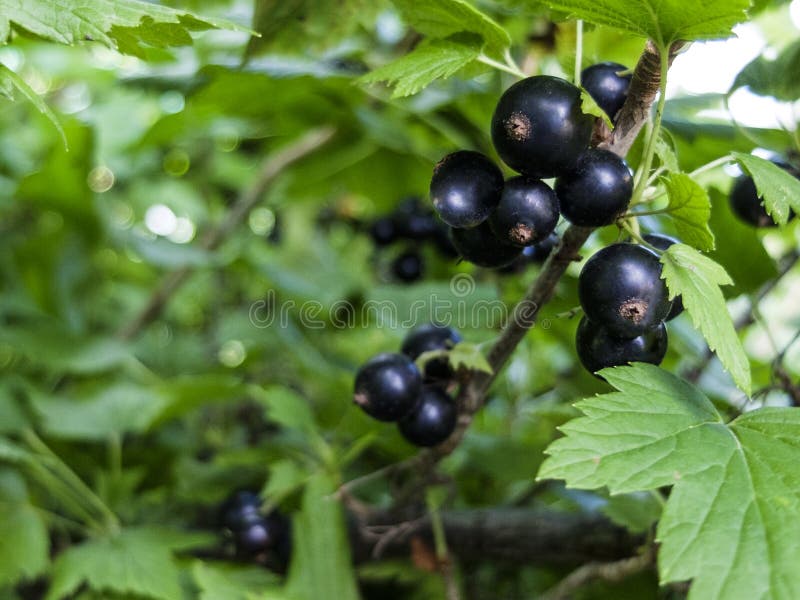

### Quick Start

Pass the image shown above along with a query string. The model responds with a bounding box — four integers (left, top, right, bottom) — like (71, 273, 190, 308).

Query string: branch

(116, 126, 336, 341)
(351, 508, 642, 566)
(540, 546, 656, 600)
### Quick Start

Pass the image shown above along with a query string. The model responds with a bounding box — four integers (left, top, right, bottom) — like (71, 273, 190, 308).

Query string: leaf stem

(477, 54, 526, 79)
(689, 154, 733, 178)
(630, 44, 670, 207)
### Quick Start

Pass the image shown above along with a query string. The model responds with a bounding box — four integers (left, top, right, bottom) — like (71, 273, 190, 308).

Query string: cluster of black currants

(218, 490, 291, 566)
(729, 156, 800, 227)
(368, 197, 457, 283)
(575, 234, 683, 375)
(353, 324, 461, 447)
(429, 63, 634, 269)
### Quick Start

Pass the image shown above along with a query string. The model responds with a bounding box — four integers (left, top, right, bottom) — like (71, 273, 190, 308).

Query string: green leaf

(580, 89, 613, 128)
(46, 528, 197, 600)
(0, 470, 49, 586)
(191, 561, 283, 600)
(31, 383, 169, 441)
(660, 244, 751, 394)
(538, 364, 800, 600)
(731, 39, 800, 101)
(258, 385, 317, 435)
(389, 0, 510, 56)
(542, 0, 750, 44)
(448, 342, 493, 374)
(602, 491, 662, 533)
(732, 153, 800, 226)
(0, 0, 251, 57)
(262, 459, 309, 505)
(286, 472, 360, 600)
(0, 64, 66, 149)
(662, 172, 715, 251)
(654, 134, 679, 172)
(360, 38, 480, 98)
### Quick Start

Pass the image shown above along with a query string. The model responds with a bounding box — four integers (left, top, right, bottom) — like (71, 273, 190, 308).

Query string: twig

(116, 126, 336, 341)
(540, 547, 656, 600)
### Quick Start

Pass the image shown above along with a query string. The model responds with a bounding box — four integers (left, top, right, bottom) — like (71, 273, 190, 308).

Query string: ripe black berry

(401, 323, 462, 381)
(398, 386, 457, 447)
(578, 243, 671, 338)
(449, 222, 522, 268)
(430, 151, 503, 228)
(581, 62, 631, 120)
(555, 149, 633, 227)
(729, 160, 799, 227)
(234, 518, 276, 556)
(392, 251, 424, 282)
(643, 233, 684, 320)
(491, 75, 594, 178)
(369, 216, 398, 246)
(576, 316, 667, 374)
(488, 177, 560, 246)
(499, 233, 560, 273)
(219, 490, 262, 531)
(354, 353, 422, 421)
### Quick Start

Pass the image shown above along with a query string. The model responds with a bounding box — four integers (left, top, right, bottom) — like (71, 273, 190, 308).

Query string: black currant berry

(491, 75, 594, 178)
(643, 233, 684, 320)
(399, 213, 439, 240)
(555, 148, 633, 227)
(219, 490, 262, 531)
(449, 222, 522, 268)
(488, 177, 560, 246)
(578, 243, 671, 338)
(576, 316, 667, 374)
(429, 151, 504, 228)
(729, 160, 799, 227)
(581, 62, 631, 120)
(499, 233, 560, 273)
(354, 353, 422, 421)
(392, 251, 424, 283)
(369, 216, 398, 246)
(398, 387, 457, 447)
(401, 323, 462, 381)
(234, 517, 276, 556)
(432, 224, 460, 258)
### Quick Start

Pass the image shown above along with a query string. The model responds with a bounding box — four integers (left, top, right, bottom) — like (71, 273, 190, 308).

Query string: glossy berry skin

(578, 243, 671, 338)
(491, 75, 594, 178)
(354, 353, 422, 421)
(488, 177, 560, 246)
(728, 160, 799, 227)
(555, 149, 633, 227)
(430, 151, 504, 228)
(401, 323, 462, 381)
(219, 490, 262, 531)
(449, 222, 522, 268)
(576, 317, 667, 375)
(398, 387, 457, 447)
(499, 233, 560, 274)
(392, 251, 424, 282)
(233, 518, 276, 556)
(643, 233, 684, 320)
(581, 62, 631, 120)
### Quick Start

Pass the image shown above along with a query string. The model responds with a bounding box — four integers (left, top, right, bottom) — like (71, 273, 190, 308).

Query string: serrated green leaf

(389, 0, 510, 56)
(580, 88, 613, 128)
(654, 134, 679, 172)
(660, 244, 750, 394)
(286, 472, 359, 600)
(543, 0, 750, 44)
(448, 342, 492, 374)
(538, 364, 800, 600)
(360, 38, 480, 98)
(191, 561, 283, 600)
(731, 39, 800, 101)
(0, 64, 66, 149)
(0, 0, 251, 57)
(0, 470, 49, 586)
(46, 528, 194, 600)
(662, 172, 714, 251)
(732, 153, 800, 226)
